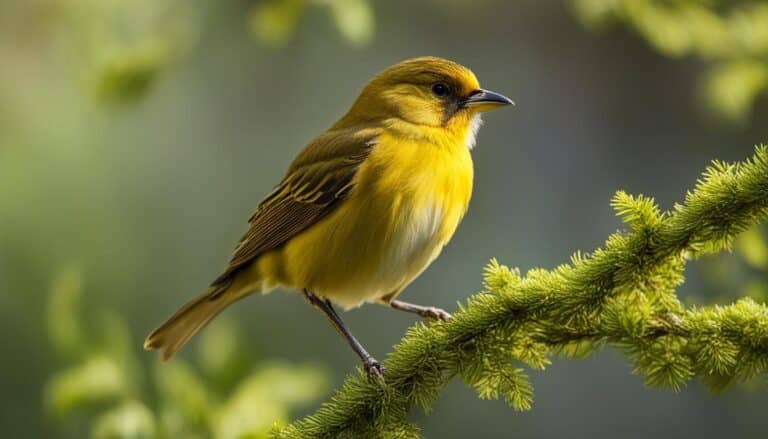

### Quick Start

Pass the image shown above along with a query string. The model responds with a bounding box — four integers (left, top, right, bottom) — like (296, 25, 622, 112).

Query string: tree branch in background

(570, 0, 768, 123)
(274, 146, 768, 438)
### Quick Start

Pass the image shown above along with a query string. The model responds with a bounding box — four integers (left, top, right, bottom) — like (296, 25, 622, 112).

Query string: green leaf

(154, 360, 212, 428)
(91, 400, 156, 439)
(569, 0, 623, 28)
(196, 318, 249, 389)
(735, 226, 768, 269)
(95, 42, 173, 104)
(625, 1, 693, 57)
(214, 362, 328, 439)
(248, 0, 305, 47)
(45, 355, 127, 417)
(701, 60, 768, 123)
(63, 0, 200, 104)
(326, 0, 374, 47)
(47, 265, 86, 358)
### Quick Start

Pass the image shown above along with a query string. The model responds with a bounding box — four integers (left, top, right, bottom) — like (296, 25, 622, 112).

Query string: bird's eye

(431, 82, 450, 97)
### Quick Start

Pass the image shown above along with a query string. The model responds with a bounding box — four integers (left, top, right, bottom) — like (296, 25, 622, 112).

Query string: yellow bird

(144, 56, 513, 376)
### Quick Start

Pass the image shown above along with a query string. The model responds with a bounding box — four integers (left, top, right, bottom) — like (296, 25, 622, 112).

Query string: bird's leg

(302, 289, 384, 379)
(388, 299, 452, 321)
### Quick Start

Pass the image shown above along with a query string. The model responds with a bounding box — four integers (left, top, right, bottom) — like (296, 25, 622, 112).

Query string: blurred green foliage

(699, 224, 768, 305)
(249, 0, 374, 47)
(0, 0, 380, 108)
(26, 0, 768, 121)
(571, 0, 768, 122)
(59, 0, 201, 104)
(44, 267, 329, 438)
(54, 0, 375, 104)
(736, 225, 768, 271)
(0, 0, 764, 437)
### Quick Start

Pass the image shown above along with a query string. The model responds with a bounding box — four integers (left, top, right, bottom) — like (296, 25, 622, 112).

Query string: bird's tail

(144, 283, 243, 361)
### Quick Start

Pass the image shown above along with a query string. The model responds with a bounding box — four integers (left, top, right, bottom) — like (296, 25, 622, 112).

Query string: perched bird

(144, 56, 513, 376)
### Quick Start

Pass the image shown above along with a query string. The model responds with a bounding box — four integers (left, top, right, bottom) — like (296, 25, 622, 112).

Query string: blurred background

(1, 0, 767, 437)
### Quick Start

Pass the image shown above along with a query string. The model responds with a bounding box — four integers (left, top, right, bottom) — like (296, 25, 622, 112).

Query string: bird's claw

(419, 307, 452, 321)
(363, 358, 385, 380)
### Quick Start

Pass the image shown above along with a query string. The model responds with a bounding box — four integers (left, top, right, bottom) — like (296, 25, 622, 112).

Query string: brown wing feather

(210, 127, 379, 288)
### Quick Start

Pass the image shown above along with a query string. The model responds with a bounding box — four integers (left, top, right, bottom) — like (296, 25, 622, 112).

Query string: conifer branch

(274, 146, 768, 438)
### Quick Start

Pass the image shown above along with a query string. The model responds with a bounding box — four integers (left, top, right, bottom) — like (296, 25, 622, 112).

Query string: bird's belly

(370, 197, 448, 292)
(269, 191, 457, 309)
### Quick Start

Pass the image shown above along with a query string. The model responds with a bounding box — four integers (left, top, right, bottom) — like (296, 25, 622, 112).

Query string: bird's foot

(388, 300, 452, 322)
(418, 306, 452, 321)
(363, 357, 385, 380)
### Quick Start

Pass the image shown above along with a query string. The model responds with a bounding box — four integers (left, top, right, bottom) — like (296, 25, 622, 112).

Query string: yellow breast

(256, 130, 473, 309)
(362, 130, 474, 249)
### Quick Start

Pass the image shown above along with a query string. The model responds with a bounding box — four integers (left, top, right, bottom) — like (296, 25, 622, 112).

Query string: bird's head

(337, 56, 513, 148)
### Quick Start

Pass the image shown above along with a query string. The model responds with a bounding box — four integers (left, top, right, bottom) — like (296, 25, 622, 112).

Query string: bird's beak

(461, 89, 515, 112)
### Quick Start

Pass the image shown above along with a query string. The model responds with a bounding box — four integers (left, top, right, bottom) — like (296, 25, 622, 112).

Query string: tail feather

(144, 285, 240, 361)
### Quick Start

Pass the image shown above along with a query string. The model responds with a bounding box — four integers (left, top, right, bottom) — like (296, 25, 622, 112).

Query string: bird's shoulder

(286, 125, 382, 173)
(210, 125, 381, 288)
(253, 125, 381, 218)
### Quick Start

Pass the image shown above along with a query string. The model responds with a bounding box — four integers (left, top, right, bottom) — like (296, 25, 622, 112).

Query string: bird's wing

(210, 127, 379, 288)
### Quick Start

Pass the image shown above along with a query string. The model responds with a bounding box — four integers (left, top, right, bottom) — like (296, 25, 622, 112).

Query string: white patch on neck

(465, 114, 484, 149)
